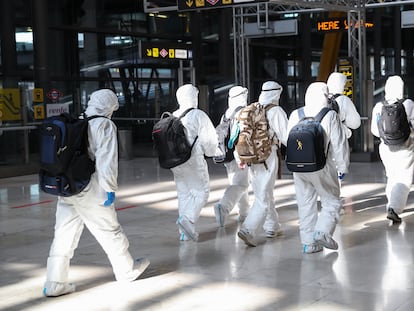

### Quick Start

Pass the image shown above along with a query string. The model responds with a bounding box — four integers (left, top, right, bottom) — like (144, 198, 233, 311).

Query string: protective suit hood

(85, 89, 119, 118)
(258, 81, 282, 106)
(385, 75, 404, 103)
(226, 86, 248, 118)
(176, 84, 199, 111)
(327, 72, 346, 94)
(305, 82, 329, 113)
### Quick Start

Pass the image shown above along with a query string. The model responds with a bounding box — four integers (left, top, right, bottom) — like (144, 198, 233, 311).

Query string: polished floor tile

(1, 158, 414, 311)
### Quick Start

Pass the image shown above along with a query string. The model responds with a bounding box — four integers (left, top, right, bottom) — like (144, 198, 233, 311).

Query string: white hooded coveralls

(287, 82, 349, 246)
(171, 84, 218, 237)
(218, 86, 250, 219)
(327, 72, 361, 138)
(45, 89, 139, 285)
(370, 75, 414, 215)
(241, 81, 288, 235)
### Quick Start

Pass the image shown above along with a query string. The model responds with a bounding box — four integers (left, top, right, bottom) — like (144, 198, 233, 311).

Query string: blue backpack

(39, 113, 105, 196)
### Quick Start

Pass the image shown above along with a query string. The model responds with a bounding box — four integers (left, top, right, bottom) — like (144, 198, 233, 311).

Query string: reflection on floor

(1, 158, 414, 311)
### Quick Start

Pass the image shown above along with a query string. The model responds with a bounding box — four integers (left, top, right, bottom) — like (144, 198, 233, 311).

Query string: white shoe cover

(43, 281, 76, 297)
(121, 257, 150, 282)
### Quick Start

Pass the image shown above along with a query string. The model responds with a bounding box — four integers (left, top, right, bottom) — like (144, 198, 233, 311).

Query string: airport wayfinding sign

(141, 42, 193, 60)
(178, 0, 267, 11)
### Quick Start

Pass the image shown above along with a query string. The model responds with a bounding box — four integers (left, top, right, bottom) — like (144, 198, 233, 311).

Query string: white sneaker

(176, 216, 198, 241)
(265, 228, 283, 238)
(214, 203, 227, 227)
(303, 244, 323, 254)
(313, 231, 338, 250)
(237, 229, 257, 247)
(43, 281, 76, 297)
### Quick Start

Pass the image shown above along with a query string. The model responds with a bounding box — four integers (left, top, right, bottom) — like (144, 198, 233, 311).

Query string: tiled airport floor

(1, 158, 414, 311)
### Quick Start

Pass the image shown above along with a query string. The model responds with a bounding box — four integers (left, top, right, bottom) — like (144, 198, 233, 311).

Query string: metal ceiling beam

(365, 0, 414, 7)
(233, 1, 367, 106)
(266, 0, 356, 12)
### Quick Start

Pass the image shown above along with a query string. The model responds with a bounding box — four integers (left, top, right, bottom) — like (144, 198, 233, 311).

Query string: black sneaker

(387, 208, 402, 223)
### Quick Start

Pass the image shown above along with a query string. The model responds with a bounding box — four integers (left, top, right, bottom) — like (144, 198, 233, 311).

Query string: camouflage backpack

(235, 102, 276, 169)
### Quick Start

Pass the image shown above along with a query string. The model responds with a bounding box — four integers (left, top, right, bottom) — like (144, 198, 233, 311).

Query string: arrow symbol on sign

(186, 0, 193, 7)
(147, 49, 152, 56)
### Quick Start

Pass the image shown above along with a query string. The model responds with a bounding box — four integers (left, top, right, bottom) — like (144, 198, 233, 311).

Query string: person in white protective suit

(172, 84, 218, 241)
(327, 72, 361, 139)
(43, 89, 150, 297)
(287, 82, 349, 254)
(327, 72, 361, 207)
(237, 81, 288, 247)
(214, 86, 250, 226)
(370, 75, 414, 223)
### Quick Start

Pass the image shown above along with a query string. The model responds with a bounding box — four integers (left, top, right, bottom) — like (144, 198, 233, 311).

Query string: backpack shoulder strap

(397, 98, 406, 106)
(264, 103, 278, 112)
(332, 93, 341, 99)
(87, 115, 108, 121)
(315, 107, 332, 122)
(233, 105, 243, 117)
(298, 107, 305, 120)
(178, 108, 198, 145)
(222, 106, 243, 123)
(179, 108, 195, 120)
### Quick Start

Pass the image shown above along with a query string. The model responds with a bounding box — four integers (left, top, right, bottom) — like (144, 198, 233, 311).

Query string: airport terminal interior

(2, 158, 414, 310)
(2, 0, 414, 310)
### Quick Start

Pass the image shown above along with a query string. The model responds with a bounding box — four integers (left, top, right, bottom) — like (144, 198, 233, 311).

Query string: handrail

(0, 125, 37, 131)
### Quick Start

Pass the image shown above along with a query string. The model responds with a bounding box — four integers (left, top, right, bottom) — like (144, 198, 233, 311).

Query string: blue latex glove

(104, 192, 115, 206)
(338, 172, 345, 181)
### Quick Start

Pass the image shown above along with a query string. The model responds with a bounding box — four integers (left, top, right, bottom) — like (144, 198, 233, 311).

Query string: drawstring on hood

(258, 81, 283, 106)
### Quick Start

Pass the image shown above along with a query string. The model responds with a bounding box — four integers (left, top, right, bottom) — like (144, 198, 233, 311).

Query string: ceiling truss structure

(233, 0, 414, 109)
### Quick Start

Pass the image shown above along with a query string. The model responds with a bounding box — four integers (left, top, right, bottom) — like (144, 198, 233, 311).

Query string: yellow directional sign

(195, 0, 204, 7)
(141, 42, 192, 60)
(0, 88, 21, 121)
(33, 88, 44, 103)
(338, 58, 354, 101)
(34, 105, 45, 120)
(169, 49, 175, 58)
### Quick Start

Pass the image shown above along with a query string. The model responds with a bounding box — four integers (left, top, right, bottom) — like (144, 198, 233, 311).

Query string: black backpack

(286, 107, 331, 172)
(39, 113, 105, 196)
(213, 107, 242, 164)
(152, 108, 198, 169)
(327, 93, 341, 113)
(378, 100, 411, 145)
